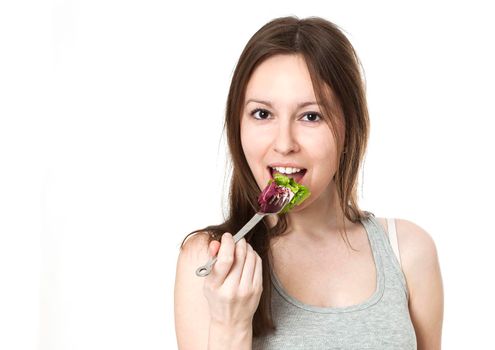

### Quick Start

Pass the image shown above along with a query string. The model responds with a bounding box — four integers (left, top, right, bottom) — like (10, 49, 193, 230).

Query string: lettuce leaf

(271, 173, 311, 214)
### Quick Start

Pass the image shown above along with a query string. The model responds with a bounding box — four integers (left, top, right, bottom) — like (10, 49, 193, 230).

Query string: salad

(257, 173, 311, 214)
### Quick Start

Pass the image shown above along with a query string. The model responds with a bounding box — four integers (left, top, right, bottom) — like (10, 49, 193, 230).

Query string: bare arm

(397, 219, 444, 350)
(174, 232, 261, 350)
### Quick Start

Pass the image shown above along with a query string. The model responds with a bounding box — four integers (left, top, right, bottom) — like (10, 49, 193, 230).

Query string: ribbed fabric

(252, 213, 417, 349)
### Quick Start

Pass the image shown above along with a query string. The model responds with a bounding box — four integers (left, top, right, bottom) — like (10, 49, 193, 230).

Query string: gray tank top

(253, 213, 417, 349)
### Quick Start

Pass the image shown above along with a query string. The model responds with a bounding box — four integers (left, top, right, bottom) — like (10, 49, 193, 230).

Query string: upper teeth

(272, 166, 303, 174)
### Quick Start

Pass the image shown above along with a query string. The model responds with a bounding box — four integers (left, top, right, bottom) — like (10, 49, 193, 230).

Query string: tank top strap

(360, 212, 385, 257)
(363, 213, 410, 301)
(362, 212, 389, 247)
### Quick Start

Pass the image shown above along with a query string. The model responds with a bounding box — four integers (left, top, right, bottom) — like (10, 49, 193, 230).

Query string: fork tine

(269, 195, 277, 205)
(276, 195, 288, 209)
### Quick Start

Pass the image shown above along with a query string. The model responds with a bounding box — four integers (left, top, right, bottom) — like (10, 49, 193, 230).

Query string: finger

(252, 252, 263, 288)
(208, 240, 221, 258)
(207, 232, 234, 286)
(239, 243, 257, 290)
(222, 237, 247, 288)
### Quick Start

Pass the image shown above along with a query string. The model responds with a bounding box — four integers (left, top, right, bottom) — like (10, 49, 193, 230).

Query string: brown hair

(179, 15, 372, 337)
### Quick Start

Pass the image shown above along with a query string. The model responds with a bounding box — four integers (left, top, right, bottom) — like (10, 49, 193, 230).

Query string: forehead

(245, 54, 317, 103)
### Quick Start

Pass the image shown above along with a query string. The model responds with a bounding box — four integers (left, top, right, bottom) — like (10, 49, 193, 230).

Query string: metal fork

(195, 191, 293, 277)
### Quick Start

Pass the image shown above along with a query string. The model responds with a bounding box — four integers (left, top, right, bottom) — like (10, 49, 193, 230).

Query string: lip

(268, 163, 307, 169)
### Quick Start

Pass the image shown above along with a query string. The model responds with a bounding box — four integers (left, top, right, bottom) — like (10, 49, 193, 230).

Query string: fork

(195, 190, 293, 277)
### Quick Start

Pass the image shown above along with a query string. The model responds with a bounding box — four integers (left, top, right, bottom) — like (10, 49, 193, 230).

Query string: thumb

(208, 239, 221, 258)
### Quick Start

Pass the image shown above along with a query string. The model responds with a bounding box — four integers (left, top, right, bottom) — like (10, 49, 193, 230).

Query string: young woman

(174, 16, 443, 350)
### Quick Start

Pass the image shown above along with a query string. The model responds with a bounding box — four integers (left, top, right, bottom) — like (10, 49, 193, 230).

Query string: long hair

(179, 16, 371, 337)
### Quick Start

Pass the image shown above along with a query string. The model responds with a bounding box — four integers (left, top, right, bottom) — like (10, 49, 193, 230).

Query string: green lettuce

(272, 173, 311, 214)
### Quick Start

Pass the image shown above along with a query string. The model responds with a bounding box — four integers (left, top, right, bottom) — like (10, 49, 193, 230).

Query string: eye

(301, 112, 322, 122)
(250, 108, 271, 120)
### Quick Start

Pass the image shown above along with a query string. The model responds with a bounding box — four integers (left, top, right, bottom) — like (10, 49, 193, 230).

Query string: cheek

(241, 123, 271, 159)
(306, 133, 335, 158)
(241, 127, 255, 161)
(305, 132, 339, 174)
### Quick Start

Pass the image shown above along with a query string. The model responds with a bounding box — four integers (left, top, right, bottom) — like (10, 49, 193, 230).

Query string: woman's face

(240, 54, 344, 212)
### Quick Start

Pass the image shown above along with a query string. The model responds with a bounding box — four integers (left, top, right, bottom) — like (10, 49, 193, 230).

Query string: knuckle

(218, 254, 234, 266)
(218, 289, 235, 302)
(236, 240, 247, 254)
(238, 288, 254, 300)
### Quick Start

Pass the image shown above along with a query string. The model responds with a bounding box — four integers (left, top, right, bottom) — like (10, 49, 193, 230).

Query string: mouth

(268, 166, 308, 184)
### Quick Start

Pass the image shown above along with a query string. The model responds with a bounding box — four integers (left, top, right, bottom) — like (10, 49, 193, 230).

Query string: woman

(174, 16, 443, 350)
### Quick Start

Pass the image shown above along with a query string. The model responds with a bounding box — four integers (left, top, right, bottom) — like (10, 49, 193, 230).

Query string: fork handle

(195, 212, 266, 277)
(232, 212, 266, 243)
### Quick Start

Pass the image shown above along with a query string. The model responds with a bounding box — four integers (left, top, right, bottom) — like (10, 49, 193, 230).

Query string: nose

(273, 119, 299, 155)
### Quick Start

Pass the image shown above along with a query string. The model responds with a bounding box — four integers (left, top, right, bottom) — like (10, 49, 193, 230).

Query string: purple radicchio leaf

(257, 180, 292, 213)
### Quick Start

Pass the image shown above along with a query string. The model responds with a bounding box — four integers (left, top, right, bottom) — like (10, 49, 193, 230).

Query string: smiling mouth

(268, 167, 307, 183)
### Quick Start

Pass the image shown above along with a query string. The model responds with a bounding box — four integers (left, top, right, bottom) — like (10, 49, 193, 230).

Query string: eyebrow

(245, 99, 320, 108)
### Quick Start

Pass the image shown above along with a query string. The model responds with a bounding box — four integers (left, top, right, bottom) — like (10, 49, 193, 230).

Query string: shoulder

(395, 218, 442, 298)
(376, 217, 441, 296)
(393, 218, 444, 347)
(378, 217, 444, 348)
(174, 231, 214, 349)
(178, 231, 214, 267)
(176, 231, 212, 284)
(376, 217, 438, 263)
(394, 218, 440, 275)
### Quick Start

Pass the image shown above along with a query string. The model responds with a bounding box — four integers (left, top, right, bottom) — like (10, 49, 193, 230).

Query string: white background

(1, 0, 494, 349)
